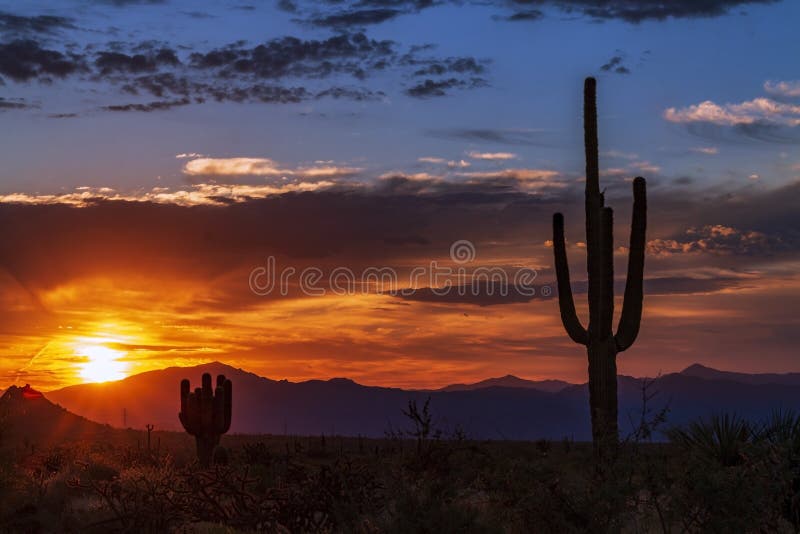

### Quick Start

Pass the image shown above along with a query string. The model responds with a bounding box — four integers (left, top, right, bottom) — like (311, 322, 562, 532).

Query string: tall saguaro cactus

(178, 373, 232, 466)
(553, 77, 647, 457)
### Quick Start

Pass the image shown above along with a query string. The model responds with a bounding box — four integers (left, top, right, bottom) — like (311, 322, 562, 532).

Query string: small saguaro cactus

(552, 77, 647, 458)
(178, 373, 232, 466)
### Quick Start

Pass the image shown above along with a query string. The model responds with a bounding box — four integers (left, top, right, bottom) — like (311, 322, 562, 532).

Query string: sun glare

(77, 344, 129, 383)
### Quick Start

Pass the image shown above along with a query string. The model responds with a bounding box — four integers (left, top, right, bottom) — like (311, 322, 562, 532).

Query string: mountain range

(25, 362, 800, 441)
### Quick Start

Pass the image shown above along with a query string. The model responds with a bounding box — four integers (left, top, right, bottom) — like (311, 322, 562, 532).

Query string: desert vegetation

(3, 396, 800, 532)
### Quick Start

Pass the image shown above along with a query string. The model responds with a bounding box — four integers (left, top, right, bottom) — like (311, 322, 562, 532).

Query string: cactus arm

(553, 213, 589, 345)
(615, 177, 647, 352)
(223, 379, 232, 433)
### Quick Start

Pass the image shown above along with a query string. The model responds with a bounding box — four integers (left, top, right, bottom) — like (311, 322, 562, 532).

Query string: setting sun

(77, 344, 129, 383)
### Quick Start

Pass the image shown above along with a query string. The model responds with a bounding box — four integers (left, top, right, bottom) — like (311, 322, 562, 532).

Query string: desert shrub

(667, 413, 751, 467)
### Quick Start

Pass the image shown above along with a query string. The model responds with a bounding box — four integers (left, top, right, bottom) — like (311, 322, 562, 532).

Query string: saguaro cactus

(552, 77, 647, 457)
(178, 373, 232, 466)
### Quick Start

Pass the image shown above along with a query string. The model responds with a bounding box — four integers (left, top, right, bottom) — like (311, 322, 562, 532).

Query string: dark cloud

(406, 77, 487, 98)
(409, 57, 486, 77)
(188, 33, 394, 80)
(307, 8, 403, 28)
(102, 97, 191, 112)
(600, 55, 630, 74)
(295, 0, 435, 28)
(315, 86, 385, 101)
(502, 10, 545, 21)
(0, 39, 86, 82)
(276, 0, 297, 13)
(93, 0, 167, 5)
(286, 0, 778, 27)
(544, 0, 780, 23)
(685, 122, 800, 145)
(94, 47, 180, 75)
(0, 97, 33, 110)
(0, 12, 75, 37)
(393, 283, 549, 306)
(0, 13, 489, 111)
(1, 179, 800, 306)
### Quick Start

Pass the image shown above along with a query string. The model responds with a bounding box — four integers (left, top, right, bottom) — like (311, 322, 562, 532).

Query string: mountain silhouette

(437, 374, 572, 393)
(0, 384, 113, 445)
(680, 363, 800, 386)
(42, 362, 800, 441)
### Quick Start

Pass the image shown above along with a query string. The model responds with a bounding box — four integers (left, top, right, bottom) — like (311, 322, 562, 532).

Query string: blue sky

(1, 0, 799, 195)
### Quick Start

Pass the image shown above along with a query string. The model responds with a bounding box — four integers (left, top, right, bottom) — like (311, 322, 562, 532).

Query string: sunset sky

(1, 0, 799, 391)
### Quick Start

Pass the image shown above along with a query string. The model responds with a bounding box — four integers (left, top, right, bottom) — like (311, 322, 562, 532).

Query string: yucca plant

(754, 409, 800, 446)
(668, 413, 751, 467)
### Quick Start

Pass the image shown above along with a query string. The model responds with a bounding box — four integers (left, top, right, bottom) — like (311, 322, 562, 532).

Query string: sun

(77, 344, 129, 383)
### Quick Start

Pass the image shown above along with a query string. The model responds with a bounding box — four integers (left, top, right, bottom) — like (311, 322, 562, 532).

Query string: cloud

(102, 97, 192, 112)
(393, 283, 548, 306)
(93, 0, 167, 5)
(647, 225, 786, 257)
(501, 10, 544, 22)
(600, 55, 630, 75)
(549, 0, 780, 23)
(408, 57, 486, 77)
(0, 12, 75, 37)
(314, 86, 385, 101)
(188, 32, 393, 80)
(458, 168, 563, 192)
(0, 97, 33, 110)
(0, 182, 339, 207)
(418, 157, 471, 168)
(307, 8, 404, 28)
(286, 0, 779, 27)
(467, 151, 516, 161)
(405, 77, 487, 98)
(0, 21, 490, 112)
(0, 39, 86, 82)
(94, 48, 180, 75)
(665, 84, 800, 144)
(182, 156, 362, 179)
(764, 80, 800, 99)
(690, 146, 719, 155)
(664, 98, 800, 127)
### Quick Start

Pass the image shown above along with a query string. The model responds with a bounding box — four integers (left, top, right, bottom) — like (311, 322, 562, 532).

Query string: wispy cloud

(182, 157, 361, 178)
(690, 146, 719, 155)
(418, 157, 471, 168)
(0, 182, 339, 207)
(466, 151, 517, 161)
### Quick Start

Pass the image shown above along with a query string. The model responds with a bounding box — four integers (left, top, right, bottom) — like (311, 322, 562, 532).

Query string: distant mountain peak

(681, 363, 716, 374)
(439, 374, 572, 393)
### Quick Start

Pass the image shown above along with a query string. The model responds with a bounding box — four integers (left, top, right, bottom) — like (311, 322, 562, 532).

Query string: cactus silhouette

(552, 77, 647, 457)
(178, 373, 232, 466)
